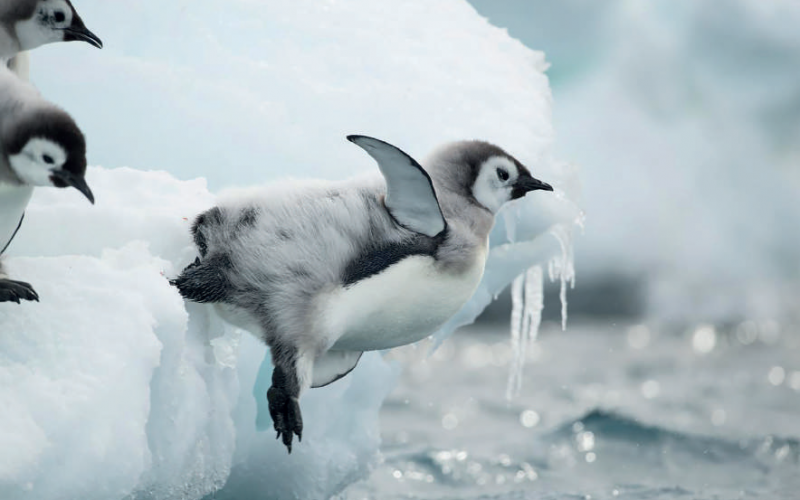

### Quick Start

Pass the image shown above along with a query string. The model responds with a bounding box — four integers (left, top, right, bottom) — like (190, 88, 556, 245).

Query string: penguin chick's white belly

(0, 184, 33, 251)
(321, 252, 486, 351)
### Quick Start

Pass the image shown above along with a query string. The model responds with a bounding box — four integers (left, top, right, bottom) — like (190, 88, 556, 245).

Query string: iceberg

(0, 1, 579, 498)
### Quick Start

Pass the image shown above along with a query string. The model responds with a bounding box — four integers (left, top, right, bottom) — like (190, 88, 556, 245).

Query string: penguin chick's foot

(0, 279, 39, 303)
(268, 385, 303, 454)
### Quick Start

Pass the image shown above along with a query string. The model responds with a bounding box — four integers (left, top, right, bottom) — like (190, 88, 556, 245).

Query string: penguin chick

(0, 0, 102, 62)
(172, 135, 553, 453)
(0, 64, 94, 304)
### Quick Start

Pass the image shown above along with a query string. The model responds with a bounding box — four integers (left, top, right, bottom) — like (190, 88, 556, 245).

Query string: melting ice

(503, 204, 581, 399)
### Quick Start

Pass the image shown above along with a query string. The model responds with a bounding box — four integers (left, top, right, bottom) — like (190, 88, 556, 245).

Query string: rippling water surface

(342, 321, 800, 500)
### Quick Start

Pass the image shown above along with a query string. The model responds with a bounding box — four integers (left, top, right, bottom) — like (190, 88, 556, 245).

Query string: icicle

(548, 224, 576, 331)
(523, 267, 544, 348)
(504, 199, 582, 398)
(506, 266, 543, 400)
(522, 267, 543, 381)
(507, 274, 525, 400)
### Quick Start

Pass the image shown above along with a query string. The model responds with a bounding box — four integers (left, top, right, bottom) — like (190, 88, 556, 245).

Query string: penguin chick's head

(428, 141, 553, 214)
(6, 109, 94, 203)
(11, 0, 102, 51)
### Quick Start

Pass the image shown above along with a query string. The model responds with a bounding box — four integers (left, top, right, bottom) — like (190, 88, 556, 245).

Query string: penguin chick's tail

(170, 254, 233, 303)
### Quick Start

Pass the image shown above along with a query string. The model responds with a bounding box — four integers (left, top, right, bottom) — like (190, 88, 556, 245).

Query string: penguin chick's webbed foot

(268, 364, 304, 453)
(0, 279, 39, 303)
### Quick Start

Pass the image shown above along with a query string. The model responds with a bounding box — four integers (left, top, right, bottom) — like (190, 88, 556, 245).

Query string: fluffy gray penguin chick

(0, 64, 94, 303)
(0, 0, 102, 63)
(172, 135, 554, 453)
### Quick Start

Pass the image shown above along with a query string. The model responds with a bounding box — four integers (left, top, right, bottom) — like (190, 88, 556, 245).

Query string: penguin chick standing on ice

(0, 0, 102, 63)
(0, 65, 94, 303)
(173, 135, 553, 453)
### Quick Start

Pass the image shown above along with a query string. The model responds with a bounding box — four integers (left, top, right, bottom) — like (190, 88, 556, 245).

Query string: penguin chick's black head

(60, 0, 103, 48)
(428, 140, 553, 213)
(4, 0, 103, 51)
(5, 108, 94, 203)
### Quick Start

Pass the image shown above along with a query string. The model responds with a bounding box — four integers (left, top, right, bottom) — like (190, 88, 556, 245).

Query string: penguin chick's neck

(433, 180, 494, 240)
(427, 170, 496, 241)
(0, 33, 20, 61)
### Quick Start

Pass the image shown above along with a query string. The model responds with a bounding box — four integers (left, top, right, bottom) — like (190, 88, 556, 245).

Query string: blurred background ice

(469, 0, 800, 325)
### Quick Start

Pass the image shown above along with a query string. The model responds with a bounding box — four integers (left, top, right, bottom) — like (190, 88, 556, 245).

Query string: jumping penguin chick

(0, 64, 94, 303)
(172, 135, 554, 453)
(0, 0, 103, 63)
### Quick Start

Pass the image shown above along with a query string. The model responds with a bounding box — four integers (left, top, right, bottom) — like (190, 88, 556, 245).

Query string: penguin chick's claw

(267, 386, 303, 454)
(0, 279, 39, 303)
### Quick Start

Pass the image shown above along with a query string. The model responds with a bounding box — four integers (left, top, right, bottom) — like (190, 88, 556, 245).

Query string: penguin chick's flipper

(1, 214, 25, 256)
(0, 279, 39, 303)
(170, 254, 233, 303)
(311, 350, 363, 388)
(347, 135, 446, 238)
(268, 344, 310, 454)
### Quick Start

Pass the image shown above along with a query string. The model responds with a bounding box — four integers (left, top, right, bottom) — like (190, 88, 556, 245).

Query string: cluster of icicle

(506, 223, 577, 400)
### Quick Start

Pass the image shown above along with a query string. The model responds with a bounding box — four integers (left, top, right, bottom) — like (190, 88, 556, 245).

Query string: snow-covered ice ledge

(0, 1, 581, 498)
(0, 163, 577, 500)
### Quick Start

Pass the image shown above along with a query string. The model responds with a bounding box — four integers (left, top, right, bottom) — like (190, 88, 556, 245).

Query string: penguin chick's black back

(170, 182, 430, 306)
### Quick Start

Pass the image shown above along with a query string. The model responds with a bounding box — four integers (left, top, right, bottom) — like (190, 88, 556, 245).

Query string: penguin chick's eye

(43, 154, 54, 165)
(54, 11, 66, 23)
(496, 168, 509, 182)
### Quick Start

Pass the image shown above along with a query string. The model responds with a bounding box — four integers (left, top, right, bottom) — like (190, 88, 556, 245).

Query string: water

(343, 321, 800, 499)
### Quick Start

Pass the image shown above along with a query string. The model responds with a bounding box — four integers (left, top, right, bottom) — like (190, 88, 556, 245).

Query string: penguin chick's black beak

(51, 170, 95, 204)
(511, 174, 554, 200)
(62, 16, 103, 49)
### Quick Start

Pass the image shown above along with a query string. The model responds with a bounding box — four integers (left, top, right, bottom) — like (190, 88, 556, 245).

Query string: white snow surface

(29, 0, 556, 192)
(0, 1, 580, 499)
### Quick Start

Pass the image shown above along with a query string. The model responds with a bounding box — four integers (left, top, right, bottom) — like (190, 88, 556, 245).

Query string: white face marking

(472, 156, 519, 213)
(14, 0, 73, 50)
(8, 137, 67, 187)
